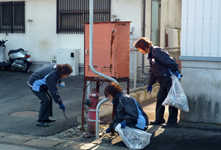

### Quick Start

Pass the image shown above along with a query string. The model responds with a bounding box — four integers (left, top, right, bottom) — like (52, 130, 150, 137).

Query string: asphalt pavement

(0, 70, 83, 136)
(1, 70, 221, 150)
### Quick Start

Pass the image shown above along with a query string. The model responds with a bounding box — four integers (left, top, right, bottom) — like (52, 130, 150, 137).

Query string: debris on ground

(45, 123, 119, 145)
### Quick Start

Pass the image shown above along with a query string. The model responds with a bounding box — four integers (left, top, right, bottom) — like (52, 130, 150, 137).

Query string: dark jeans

(156, 86, 178, 124)
(32, 90, 53, 122)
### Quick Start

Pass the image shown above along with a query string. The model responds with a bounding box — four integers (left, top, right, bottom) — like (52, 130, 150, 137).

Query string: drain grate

(10, 111, 38, 117)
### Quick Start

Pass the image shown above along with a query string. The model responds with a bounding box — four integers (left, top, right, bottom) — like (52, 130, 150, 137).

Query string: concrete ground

(1, 70, 221, 150)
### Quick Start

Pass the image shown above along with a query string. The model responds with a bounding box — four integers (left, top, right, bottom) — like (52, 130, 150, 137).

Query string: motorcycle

(0, 39, 32, 72)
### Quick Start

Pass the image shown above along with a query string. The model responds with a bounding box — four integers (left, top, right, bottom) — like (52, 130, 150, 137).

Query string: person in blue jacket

(27, 63, 73, 127)
(134, 37, 181, 127)
(105, 82, 149, 133)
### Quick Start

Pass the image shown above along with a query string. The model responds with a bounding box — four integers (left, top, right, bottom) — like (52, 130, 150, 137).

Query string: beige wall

(145, 0, 152, 38)
(143, 0, 182, 66)
(160, 0, 182, 48)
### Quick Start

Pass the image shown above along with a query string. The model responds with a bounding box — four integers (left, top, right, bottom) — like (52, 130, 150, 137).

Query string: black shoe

(161, 123, 177, 128)
(150, 120, 165, 125)
(44, 119, 56, 123)
(36, 121, 49, 127)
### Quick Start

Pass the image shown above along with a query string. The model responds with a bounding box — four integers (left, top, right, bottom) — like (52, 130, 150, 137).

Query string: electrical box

(166, 28, 181, 52)
(84, 21, 130, 78)
(56, 49, 79, 76)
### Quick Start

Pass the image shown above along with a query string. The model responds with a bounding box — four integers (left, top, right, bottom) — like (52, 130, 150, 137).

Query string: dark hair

(104, 82, 122, 98)
(56, 64, 73, 78)
(133, 37, 153, 50)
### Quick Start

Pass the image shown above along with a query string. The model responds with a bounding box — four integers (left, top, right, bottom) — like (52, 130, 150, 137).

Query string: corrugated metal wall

(181, 0, 221, 57)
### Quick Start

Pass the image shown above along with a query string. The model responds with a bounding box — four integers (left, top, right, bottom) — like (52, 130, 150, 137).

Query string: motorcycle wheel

(20, 61, 30, 72)
(0, 66, 8, 71)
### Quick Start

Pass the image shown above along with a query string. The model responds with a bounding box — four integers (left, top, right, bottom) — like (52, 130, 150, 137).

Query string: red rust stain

(110, 29, 115, 75)
(110, 29, 115, 59)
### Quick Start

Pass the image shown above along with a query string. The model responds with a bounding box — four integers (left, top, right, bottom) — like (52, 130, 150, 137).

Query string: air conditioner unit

(56, 49, 79, 76)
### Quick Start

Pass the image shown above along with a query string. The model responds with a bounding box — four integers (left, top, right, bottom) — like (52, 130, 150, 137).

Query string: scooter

(0, 39, 32, 72)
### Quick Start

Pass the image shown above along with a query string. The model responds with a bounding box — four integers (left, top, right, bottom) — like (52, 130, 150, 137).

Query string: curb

(0, 132, 128, 150)
(99, 85, 160, 117)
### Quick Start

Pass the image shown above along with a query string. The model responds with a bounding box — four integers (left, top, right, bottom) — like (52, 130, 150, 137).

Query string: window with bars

(0, 1, 25, 33)
(56, 0, 111, 34)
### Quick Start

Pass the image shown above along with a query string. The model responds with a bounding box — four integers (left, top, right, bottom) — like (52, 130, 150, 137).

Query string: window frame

(0, 1, 25, 33)
(56, 0, 111, 34)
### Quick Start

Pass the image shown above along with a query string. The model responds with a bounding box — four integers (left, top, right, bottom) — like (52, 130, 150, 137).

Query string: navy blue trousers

(32, 90, 53, 122)
(156, 85, 178, 124)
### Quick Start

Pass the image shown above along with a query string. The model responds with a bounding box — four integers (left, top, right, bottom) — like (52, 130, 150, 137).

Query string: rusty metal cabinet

(84, 21, 130, 79)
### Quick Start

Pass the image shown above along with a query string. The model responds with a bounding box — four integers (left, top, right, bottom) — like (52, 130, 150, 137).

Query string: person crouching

(104, 82, 149, 133)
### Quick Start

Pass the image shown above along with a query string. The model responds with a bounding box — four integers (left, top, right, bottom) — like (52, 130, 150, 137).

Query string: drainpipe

(89, 0, 118, 83)
(95, 97, 109, 139)
(142, 0, 148, 75)
(89, 0, 118, 139)
(142, 0, 146, 37)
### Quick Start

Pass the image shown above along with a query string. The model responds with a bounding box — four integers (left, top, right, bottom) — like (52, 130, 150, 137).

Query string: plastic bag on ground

(115, 124, 152, 150)
(162, 75, 189, 112)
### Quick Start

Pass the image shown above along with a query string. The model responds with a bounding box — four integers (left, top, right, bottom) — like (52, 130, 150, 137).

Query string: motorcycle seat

(8, 48, 24, 55)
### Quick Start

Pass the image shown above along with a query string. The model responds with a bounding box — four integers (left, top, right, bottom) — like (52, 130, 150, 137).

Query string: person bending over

(27, 63, 73, 127)
(134, 37, 181, 127)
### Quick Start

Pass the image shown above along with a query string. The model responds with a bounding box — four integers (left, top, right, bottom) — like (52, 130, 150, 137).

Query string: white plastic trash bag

(162, 75, 189, 112)
(115, 124, 152, 150)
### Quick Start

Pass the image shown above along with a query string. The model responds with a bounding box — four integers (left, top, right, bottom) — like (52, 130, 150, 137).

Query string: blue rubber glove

(172, 71, 181, 80)
(120, 120, 126, 128)
(59, 104, 65, 112)
(147, 85, 152, 94)
(106, 128, 111, 133)
(168, 69, 182, 80)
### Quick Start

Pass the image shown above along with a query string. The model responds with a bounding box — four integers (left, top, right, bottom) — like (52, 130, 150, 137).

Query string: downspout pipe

(89, 0, 118, 139)
(95, 97, 109, 139)
(142, 0, 149, 75)
(89, 0, 118, 83)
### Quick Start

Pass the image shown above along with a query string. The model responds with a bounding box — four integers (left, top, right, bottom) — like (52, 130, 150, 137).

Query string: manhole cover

(10, 111, 38, 117)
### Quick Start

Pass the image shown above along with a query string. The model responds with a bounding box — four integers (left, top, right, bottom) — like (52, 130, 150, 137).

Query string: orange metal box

(84, 21, 130, 79)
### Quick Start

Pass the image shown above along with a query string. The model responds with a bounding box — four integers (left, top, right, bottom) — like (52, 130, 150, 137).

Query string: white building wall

(0, 0, 83, 66)
(181, 0, 221, 57)
(111, 0, 143, 37)
(180, 0, 221, 124)
(0, 0, 144, 73)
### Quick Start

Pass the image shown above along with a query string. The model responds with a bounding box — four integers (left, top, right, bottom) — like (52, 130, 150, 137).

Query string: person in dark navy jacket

(134, 37, 181, 127)
(104, 82, 149, 133)
(27, 63, 73, 127)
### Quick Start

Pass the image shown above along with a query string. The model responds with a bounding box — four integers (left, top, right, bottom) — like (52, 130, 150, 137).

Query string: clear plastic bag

(162, 75, 189, 112)
(115, 124, 152, 150)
